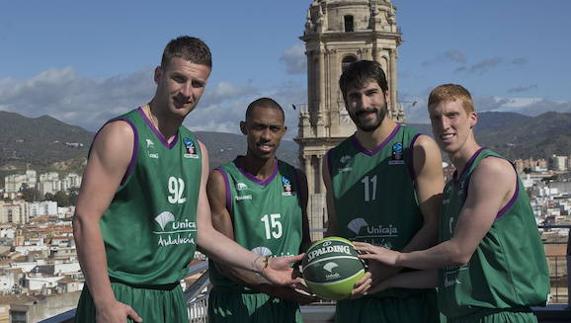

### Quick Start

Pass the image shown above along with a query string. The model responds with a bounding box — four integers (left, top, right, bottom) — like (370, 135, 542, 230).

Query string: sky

(1, 1, 570, 139)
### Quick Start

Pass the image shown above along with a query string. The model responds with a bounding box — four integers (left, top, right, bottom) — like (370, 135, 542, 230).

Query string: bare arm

(402, 135, 444, 252)
(356, 157, 516, 270)
(73, 121, 142, 323)
(196, 142, 302, 286)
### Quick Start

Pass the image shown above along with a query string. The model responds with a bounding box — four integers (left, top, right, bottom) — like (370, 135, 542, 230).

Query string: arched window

(342, 55, 357, 72)
(344, 15, 354, 32)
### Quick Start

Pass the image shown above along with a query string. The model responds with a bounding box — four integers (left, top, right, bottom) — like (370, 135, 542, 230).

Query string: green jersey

(328, 124, 428, 298)
(209, 158, 304, 289)
(438, 148, 549, 319)
(100, 107, 201, 286)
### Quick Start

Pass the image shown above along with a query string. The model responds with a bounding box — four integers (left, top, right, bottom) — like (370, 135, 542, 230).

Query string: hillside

(0, 111, 299, 176)
(0, 111, 92, 172)
(411, 111, 571, 160)
(1, 110, 570, 179)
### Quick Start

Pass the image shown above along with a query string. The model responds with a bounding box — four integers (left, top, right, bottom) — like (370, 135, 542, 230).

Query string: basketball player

(207, 98, 314, 322)
(355, 84, 550, 322)
(73, 37, 302, 323)
(323, 60, 445, 322)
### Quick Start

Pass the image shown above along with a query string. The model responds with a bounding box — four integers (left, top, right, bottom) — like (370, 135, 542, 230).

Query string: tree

(20, 184, 41, 202)
(44, 192, 55, 201)
(68, 187, 79, 206)
(53, 190, 70, 207)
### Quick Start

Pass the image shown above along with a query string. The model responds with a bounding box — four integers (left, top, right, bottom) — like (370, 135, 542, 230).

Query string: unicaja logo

(237, 182, 248, 191)
(347, 218, 368, 234)
(323, 262, 341, 280)
(155, 211, 175, 231)
(323, 262, 338, 273)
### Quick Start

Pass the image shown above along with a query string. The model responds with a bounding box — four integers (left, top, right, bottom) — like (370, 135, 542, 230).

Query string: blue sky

(0, 1, 569, 138)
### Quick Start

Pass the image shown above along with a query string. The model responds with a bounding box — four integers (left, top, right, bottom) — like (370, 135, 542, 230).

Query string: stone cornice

(301, 30, 401, 43)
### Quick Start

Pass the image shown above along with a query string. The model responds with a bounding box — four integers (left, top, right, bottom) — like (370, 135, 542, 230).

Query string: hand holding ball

(301, 237, 366, 300)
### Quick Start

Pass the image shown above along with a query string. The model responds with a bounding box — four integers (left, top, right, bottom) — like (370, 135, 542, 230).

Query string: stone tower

(296, 0, 403, 241)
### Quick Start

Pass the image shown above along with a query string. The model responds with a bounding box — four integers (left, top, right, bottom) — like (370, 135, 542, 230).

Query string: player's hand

(353, 242, 401, 266)
(366, 276, 393, 295)
(268, 283, 320, 305)
(96, 300, 142, 323)
(367, 261, 400, 288)
(261, 254, 304, 288)
(350, 271, 372, 299)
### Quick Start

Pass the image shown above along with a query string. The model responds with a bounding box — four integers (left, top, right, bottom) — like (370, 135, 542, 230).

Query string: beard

(350, 103, 388, 132)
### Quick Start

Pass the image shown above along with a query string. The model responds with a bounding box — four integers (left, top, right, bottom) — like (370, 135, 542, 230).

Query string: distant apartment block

(550, 155, 568, 172)
(3, 170, 83, 202)
(27, 201, 58, 219)
(514, 158, 548, 173)
(0, 200, 28, 225)
(4, 170, 37, 194)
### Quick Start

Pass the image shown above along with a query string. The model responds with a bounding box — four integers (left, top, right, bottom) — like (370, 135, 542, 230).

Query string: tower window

(344, 15, 354, 32)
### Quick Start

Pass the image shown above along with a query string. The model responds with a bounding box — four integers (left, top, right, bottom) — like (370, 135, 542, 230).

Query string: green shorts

(447, 309, 537, 323)
(208, 287, 302, 323)
(335, 289, 440, 323)
(75, 281, 188, 323)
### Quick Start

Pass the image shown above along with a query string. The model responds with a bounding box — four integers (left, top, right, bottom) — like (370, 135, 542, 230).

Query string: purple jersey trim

(454, 147, 486, 182)
(235, 158, 278, 186)
(351, 124, 401, 156)
(137, 107, 179, 149)
(407, 133, 422, 181)
(214, 168, 233, 216)
(496, 176, 519, 220)
(460, 148, 517, 221)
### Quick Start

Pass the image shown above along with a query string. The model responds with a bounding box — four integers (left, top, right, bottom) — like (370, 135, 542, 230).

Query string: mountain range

(1, 110, 570, 178)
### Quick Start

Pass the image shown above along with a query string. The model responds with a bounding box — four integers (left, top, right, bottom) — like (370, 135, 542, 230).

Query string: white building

(28, 201, 58, 218)
(4, 174, 27, 193)
(25, 170, 37, 188)
(0, 200, 28, 224)
(24, 275, 63, 291)
(61, 173, 81, 191)
(550, 155, 568, 171)
(4, 170, 37, 194)
(39, 172, 59, 182)
(57, 206, 75, 219)
(38, 180, 61, 197)
(0, 270, 18, 293)
(0, 227, 15, 239)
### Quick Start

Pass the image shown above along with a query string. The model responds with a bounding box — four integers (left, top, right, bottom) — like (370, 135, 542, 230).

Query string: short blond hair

(428, 84, 474, 113)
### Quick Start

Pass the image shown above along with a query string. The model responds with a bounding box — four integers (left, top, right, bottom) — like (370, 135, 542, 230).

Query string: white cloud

(187, 80, 307, 140)
(0, 67, 307, 139)
(280, 43, 306, 75)
(0, 67, 154, 131)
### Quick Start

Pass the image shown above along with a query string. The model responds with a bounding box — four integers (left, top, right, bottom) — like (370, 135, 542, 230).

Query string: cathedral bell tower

(296, 0, 403, 240)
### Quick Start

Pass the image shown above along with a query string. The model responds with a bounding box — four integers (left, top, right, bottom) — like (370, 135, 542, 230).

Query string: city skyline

(0, 1, 570, 139)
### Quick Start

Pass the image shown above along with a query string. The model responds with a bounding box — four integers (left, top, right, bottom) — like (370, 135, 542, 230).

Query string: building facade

(296, 0, 403, 240)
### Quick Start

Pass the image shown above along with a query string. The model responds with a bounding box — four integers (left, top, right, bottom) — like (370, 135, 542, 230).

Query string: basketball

(301, 236, 366, 300)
